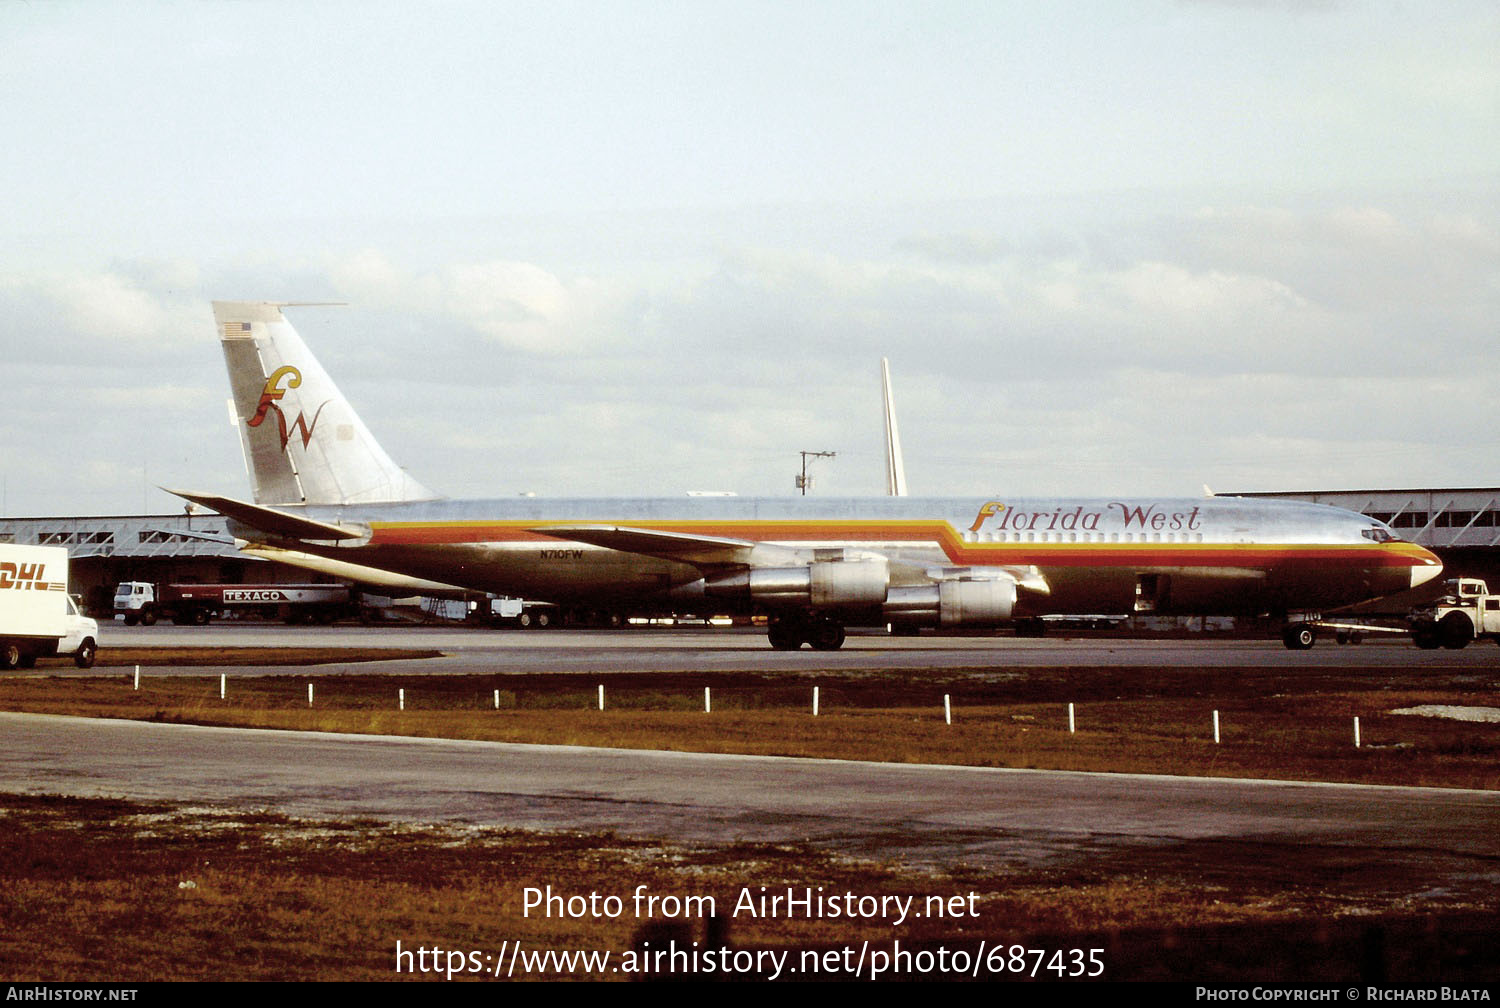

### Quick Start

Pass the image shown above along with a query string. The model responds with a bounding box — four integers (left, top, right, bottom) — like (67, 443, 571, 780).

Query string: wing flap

(526, 524, 768, 566)
(924, 564, 1052, 595)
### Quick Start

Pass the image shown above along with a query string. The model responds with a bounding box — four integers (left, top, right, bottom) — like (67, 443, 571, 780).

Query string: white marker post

(598, 684, 605, 711)
(1213, 709, 1220, 744)
(813, 686, 820, 717)
(134, 665, 139, 691)
(399, 688, 405, 711)
(494, 689, 500, 710)
(220, 674, 225, 700)
(704, 686, 711, 714)
(1354, 716, 1361, 749)
(1068, 702, 1075, 734)
(944, 694, 952, 725)
(308, 683, 314, 707)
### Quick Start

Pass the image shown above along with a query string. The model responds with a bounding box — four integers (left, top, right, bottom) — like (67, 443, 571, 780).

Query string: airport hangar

(3, 486, 1497, 623)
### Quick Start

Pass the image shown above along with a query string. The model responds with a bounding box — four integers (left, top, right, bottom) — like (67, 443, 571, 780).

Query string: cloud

(0, 271, 206, 360)
(3, 192, 1497, 511)
(325, 249, 634, 358)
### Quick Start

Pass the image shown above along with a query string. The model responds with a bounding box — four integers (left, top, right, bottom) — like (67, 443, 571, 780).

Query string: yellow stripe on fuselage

(365, 518, 1436, 571)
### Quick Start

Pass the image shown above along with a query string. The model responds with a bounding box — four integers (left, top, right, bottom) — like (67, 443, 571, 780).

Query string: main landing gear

(767, 613, 847, 651)
(1281, 623, 1317, 650)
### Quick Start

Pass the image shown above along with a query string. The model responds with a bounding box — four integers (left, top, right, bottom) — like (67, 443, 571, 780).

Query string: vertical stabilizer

(881, 357, 908, 497)
(213, 301, 438, 506)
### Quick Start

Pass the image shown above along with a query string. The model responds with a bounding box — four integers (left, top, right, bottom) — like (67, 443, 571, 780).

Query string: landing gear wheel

(1014, 618, 1047, 638)
(1281, 624, 1317, 650)
(74, 639, 97, 669)
(808, 619, 846, 651)
(1, 644, 22, 670)
(767, 620, 803, 651)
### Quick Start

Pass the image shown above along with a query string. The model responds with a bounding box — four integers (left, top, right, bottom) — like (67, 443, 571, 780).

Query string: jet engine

(701, 556, 890, 609)
(884, 577, 1018, 626)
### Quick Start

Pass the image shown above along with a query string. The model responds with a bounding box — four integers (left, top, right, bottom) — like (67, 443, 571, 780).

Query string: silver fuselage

(225, 494, 1442, 618)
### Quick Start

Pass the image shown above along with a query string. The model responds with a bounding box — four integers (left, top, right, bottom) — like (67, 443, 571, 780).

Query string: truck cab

(58, 596, 99, 667)
(1411, 578, 1500, 649)
(114, 581, 158, 625)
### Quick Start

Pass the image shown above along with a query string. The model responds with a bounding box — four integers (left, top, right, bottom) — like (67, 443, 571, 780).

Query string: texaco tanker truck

(113, 581, 356, 626)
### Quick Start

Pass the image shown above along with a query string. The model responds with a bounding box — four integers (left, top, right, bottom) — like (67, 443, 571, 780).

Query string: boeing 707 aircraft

(171, 302, 1443, 650)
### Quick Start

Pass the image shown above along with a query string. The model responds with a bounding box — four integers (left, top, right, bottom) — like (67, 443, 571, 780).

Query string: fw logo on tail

(247, 365, 329, 451)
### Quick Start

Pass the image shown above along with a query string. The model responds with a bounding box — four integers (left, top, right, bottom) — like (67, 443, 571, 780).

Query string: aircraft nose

(1409, 546, 1444, 589)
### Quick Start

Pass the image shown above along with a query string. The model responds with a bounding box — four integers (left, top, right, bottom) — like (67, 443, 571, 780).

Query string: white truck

(1409, 577, 1500, 650)
(471, 596, 557, 628)
(0, 544, 99, 669)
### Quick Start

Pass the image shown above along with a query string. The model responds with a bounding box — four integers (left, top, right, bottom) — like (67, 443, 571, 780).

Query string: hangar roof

(1224, 488, 1500, 548)
(0, 513, 239, 560)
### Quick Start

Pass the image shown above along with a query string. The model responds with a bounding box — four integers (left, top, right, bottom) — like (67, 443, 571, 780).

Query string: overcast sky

(2, 0, 1496, 515)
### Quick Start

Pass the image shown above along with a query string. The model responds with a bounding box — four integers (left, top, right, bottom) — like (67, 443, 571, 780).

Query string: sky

(1, 0, 1497, 515)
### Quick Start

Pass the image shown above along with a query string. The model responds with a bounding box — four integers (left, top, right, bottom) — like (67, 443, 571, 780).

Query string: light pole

(796, 451, 836, 495)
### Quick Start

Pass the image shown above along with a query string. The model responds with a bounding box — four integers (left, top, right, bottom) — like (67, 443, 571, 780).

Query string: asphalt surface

(72, 621, 1500, 675)
(4, 712, 1499, 883)
(8, 625, 1498, 912)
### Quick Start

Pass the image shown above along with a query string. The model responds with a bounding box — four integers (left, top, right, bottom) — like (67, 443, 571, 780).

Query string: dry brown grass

(4, 661, 1499, 980)
(91, 646, 442, 666)
(2, 670, 1497, 789)
(2, 794, 1494, 982)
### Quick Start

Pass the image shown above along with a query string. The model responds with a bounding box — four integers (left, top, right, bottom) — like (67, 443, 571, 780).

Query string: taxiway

(3, 711, 1498, 885)
(72, 623, 1500, 676)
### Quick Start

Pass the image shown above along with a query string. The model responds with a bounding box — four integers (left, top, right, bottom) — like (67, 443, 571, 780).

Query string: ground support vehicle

(1, 545, 99, 669)
(114, 581, 356, 625)
(1281, 578, 1500, 650)
(470, 596, 566, 628)
(1408, 578, 1500, 650)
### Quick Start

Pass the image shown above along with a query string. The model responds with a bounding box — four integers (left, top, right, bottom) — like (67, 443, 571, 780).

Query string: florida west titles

(969, 501, 1206, 535)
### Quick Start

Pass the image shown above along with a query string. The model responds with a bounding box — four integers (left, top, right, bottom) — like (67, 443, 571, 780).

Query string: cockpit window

(1362, 526, 1401, 543)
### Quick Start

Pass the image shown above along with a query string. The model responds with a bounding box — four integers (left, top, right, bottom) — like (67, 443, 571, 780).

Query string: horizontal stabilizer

(164, 489, 367, 542)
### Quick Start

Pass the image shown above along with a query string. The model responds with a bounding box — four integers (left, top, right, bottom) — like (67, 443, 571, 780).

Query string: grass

(87, 646, 443, 667)
(2, 669, 1498, 789)
(3, 658, 1498, 980)
(1, 794, 1494, 982)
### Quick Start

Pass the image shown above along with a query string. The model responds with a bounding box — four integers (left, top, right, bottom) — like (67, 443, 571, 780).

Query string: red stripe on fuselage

(365, 519, 1435, 572)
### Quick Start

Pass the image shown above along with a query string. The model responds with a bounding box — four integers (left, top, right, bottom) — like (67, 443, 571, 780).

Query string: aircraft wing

(532, 524, 1051, 596)
(927, 563, 1052, 595)
(527, 524, 801, 567)
(236, 542, 477, 599)
(164, 489, 368, 542)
